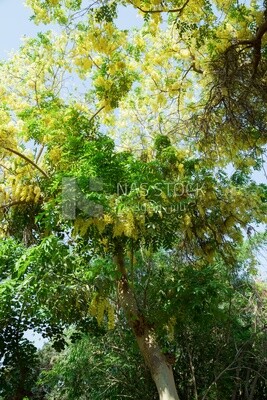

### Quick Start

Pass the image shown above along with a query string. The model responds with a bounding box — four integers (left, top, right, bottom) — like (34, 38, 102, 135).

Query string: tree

(0, 1, 267, 399)
(34, 253, 267, 400)
(37, 329, 157, 400)
(0, 240, 40, 400)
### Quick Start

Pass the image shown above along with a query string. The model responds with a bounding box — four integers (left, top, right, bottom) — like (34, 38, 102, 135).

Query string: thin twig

(35, 144, 45, 164)
(128, 0, 190, 14)
(88, 106, 105, 124)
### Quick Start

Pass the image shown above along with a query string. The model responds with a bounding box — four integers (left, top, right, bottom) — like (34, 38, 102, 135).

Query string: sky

(0, 0, 38, 59)
(0, 0, 142, 60)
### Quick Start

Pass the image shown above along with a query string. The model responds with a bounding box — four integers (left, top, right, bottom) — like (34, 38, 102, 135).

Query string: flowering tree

(0, 1, 267, 399)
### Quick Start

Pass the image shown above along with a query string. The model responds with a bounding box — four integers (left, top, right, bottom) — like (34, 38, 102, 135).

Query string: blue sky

(0, 0, 39, 59)
(0, 0, 142, 60)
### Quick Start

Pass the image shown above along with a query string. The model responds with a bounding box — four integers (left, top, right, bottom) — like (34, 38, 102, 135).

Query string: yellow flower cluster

(0, 184, 9, 204)
(74, 218, 92, 237)
(113, 210, 137, 239)
(25, 0, 50, 23)
(49, 147, 62, 164)
(89, 295, 115, 330)
(14, 183, 41, 203)
(49, 0, 59, 5)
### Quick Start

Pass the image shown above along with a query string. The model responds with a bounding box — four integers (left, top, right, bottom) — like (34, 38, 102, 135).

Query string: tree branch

(229, 17, 267, 49)
(88, 106, 105, 124)
(0, 200, 27, 210)
(226, 13, 267, 76)
(35, 144, 45, 164)
(3, 147, 49, 178)
(191, 62, 203, 74)
(128, 0, 190, 14)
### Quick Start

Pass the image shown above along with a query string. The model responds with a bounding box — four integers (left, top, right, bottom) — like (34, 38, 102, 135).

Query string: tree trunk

(114, 247, 180, 400)
(136, 327, 180, 400)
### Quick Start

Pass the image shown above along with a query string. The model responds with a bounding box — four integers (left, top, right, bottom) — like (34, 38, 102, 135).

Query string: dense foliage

(0, 0, 267, 399)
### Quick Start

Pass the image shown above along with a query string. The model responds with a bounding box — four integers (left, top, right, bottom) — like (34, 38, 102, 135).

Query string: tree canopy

(0, 1, 267, 399)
